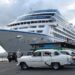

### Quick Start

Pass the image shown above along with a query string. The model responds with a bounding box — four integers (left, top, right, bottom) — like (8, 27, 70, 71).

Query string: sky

(0, 0, 75, 26)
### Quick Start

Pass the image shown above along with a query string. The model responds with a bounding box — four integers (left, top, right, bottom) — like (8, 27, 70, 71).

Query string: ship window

(48, 20, 55, 22)
(19, 26, 28, 29)
(14, 28, 18, 30)
(53, 33, 64, 39)
(24, 22, 26, 24)
(30, 26, 36, 28)
(31, 21, 35, 23)
(37, 30, 43, 33)
(27, 22, 30, 24)
(20, 22, 23, 25)
(41, 20, 45, 23)
(34, 21, 37, 23)
(38, 25, 45, 28)
(24, 27, 28, 28)
(38, 21, 41, 23)
(31, 31, 35, 32)
(45, 20, 49, 22)
(15, 23, 20, 25)
(14, 24, 16, 26)
(11, 24, 14, 26)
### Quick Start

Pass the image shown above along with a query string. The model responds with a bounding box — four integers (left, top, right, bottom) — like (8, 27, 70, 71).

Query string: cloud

(0, 0, 75, 25)
(0, 0, 17, 6)
(22, 0, 59, 12)
(69, 18, 75, 25)
(0, 0, 10, 5)
(66, 3, 75, 10)
(57, 2, 75, 23)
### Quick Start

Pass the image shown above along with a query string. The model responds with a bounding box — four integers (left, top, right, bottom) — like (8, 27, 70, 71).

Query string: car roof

(61, 50, 73, 52)
(60, 50, 75, 54)
(35, 49, 58, 53)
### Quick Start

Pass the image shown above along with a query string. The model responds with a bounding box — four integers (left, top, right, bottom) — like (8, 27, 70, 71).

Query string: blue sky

(0, 0, 75, 25)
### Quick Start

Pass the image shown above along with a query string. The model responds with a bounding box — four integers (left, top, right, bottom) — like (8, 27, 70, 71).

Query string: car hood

(21, 55, 32, 58)
(18, 55, 32, 61)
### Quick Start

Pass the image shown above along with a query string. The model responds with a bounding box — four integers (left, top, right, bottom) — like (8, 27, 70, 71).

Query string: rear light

(67, 56, 72, 62)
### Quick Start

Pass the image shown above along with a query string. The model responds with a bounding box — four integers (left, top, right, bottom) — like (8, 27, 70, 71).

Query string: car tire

(8, 59, 11, 62)
(20, 62, 28, 70)
(51, 63, 60, 70)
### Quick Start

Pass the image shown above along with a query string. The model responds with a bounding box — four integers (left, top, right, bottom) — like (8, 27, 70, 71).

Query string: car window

(71, 52, 75, 56)
(43, 52, 51, 56)
(54, 51, 60, 56)
(60, 51, 70, 55)
(33, 52, 41, 56)
(27, 51, 33, 55)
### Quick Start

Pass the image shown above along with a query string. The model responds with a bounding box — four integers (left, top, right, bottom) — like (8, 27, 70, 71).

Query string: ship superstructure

(7, 9, 75, 44)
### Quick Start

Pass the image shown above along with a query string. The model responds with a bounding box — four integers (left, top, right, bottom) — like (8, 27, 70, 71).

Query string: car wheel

(20, 62, 28, 70)
(51, 63, 60, 70)
(8, 59, 11, 62)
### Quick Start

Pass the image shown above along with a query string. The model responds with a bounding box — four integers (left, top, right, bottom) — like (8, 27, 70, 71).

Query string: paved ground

(0, 62, 75, 75)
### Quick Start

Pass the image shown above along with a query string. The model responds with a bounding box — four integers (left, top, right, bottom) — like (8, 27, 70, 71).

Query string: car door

(52, 51, 61, 62)
(41, 51, 52, 67)
(29, 51, 42, 67)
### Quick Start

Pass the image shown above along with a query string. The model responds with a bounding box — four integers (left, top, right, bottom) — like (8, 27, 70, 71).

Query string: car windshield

(8, 52, 13, 55)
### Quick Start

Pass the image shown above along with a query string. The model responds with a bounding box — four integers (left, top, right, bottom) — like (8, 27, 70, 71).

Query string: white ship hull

(0, 29, 50, 53)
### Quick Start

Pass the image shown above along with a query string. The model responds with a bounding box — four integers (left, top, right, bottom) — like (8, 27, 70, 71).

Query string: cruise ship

(0, 9, 75, 53)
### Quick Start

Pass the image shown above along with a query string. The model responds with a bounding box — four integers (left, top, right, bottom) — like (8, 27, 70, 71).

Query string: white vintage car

(17, 49, 72, 70)
(60, 50, 75, 63)
(60, 50, 75, 56)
